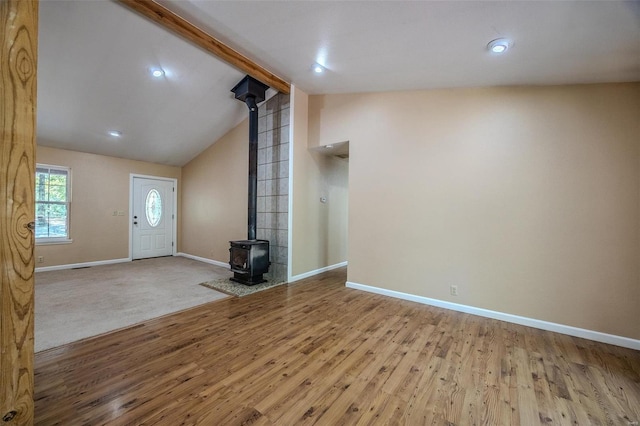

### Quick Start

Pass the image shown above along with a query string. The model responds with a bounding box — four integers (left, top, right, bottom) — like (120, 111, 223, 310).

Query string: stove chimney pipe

(231, 76, 269, 241)
(245, 96, 258, 240)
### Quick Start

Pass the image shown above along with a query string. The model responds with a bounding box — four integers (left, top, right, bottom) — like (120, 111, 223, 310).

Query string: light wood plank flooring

(35, 268, 640, 425)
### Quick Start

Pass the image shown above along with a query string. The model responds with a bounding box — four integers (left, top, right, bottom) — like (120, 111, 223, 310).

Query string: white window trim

(35, 163, 72, 245)
(36, 238, 73, 246)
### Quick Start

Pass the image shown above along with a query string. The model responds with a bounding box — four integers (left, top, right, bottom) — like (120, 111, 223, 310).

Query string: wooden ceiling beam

(117, 0, 290, 95)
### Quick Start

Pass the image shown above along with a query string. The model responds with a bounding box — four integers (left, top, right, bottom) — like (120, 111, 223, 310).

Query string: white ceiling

(38, 0, 247, 166)
(38, 0, 640, 166)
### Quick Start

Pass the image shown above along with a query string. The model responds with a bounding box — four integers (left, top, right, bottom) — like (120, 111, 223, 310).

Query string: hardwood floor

(35, 268, 640, 425)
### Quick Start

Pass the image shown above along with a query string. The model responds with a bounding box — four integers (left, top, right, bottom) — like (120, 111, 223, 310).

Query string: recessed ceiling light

(325, 145, 334, 149)
(487, 38, 512, 54)
(312, 63, 325, 74)
(151, 68, 165, 78)
(108, 130, 122, 137)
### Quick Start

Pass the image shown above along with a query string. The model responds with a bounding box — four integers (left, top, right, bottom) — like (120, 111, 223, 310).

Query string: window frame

(35, 163, 73, 245)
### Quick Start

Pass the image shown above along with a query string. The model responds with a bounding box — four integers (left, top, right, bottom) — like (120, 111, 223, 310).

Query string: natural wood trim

(117, 0, 290, 95)
(1, 0, 38, 424)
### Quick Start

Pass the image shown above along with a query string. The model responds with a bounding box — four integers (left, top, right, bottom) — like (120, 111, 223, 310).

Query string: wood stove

(229, 240, 270, 285)
(228, 75, 271, 285)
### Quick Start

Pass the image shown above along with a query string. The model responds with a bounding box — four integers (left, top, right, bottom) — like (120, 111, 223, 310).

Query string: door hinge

(172, 242, 174, 247)
(172, 214, 175, 219)
(173, 187, 175, 192)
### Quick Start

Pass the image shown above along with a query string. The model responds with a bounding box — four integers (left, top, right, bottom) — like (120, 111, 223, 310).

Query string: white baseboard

(35, 257, 130, 273)
(346, 281, 640, 351)
(289, 261, 348, 283)
(176, 252, 230, 269)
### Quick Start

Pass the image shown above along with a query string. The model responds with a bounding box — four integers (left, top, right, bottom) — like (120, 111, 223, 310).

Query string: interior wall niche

(256, 93, 290, 282)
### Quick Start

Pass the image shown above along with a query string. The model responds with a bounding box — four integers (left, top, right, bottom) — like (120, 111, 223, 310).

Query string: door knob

(133, 221, 138, 225)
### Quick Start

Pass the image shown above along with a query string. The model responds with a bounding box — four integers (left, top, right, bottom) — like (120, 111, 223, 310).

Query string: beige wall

(180, 119, 248, 263)
(35, 146, 181, 266)
(309, 83, 640, 340)
(291, 87, 349, 277)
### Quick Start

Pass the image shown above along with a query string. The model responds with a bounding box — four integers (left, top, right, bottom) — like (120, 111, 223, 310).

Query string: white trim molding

(289, 261, 348, 283)
(35, 238, 73, 246)
(176, 252, 230, 269)
(35, 257, 130, 273)
(345, 281, 640, 351)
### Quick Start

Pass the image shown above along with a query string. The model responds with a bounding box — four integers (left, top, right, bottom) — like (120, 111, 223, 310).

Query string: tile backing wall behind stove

(257, 93, 290, 282)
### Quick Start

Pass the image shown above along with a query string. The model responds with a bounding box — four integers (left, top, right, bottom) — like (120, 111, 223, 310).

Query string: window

(35, 164, 71, 243)
(145, 189, 162, 227)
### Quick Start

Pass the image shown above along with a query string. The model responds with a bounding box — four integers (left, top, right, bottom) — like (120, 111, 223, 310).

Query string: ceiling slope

(38, 1, 640, 166)
(38, 0, 248, 166)
(159, 0, 640, 94)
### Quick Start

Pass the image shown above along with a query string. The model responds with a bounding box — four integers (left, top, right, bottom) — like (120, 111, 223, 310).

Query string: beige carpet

(35, 256, 230, 352)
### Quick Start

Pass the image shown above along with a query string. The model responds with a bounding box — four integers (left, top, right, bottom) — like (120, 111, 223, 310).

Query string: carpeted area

(200, 277, 287, 297)
(35, 256, 230, 352)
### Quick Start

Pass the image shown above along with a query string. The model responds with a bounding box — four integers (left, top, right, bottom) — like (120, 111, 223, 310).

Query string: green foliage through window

(35, 165, 70, 240)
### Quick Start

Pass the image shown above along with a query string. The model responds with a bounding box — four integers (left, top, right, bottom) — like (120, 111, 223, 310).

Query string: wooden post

(1, 0, 38, 424)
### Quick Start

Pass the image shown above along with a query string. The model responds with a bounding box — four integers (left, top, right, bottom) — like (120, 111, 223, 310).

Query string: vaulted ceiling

(37, 0, 640, 166)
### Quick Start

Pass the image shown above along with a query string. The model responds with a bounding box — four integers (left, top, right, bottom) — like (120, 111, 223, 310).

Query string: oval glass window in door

(145, 189, 162, 227)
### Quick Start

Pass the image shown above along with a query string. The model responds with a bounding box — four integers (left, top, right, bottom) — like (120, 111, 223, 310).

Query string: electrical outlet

(37, 256, 44, 263)
(450, 285, 458, 296)
(117, 211, 125, 216)
(112, 210, 118, 216)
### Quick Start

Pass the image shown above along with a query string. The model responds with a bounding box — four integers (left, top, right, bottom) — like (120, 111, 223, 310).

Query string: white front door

(132, 177, 175, 259)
